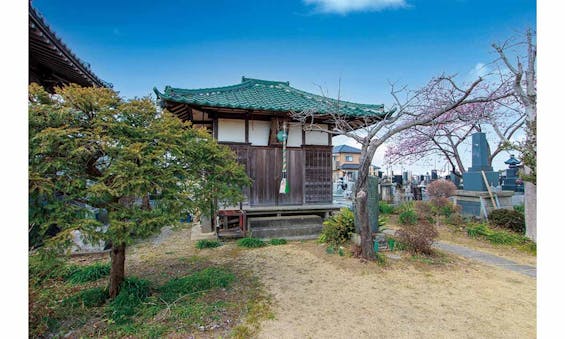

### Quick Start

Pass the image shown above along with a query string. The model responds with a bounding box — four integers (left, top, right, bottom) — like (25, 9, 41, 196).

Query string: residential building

(332, 145, 379, 182)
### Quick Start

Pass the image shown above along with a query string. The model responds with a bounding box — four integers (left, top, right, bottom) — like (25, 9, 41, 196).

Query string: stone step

(248, 215, 322, 229)
(250, 223, 323, 240)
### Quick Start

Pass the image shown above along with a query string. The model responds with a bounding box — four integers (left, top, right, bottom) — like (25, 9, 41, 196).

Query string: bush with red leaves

(396, 219, 439, 255)
(426, 179, 457, 199)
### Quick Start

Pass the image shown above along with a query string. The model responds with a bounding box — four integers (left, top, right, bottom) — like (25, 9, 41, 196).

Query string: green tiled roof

(154, 77, 385, 118)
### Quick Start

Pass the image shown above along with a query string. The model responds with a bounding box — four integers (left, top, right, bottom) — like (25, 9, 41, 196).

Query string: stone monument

(462, 132, 499, 191)
(454, 132, 514, 217)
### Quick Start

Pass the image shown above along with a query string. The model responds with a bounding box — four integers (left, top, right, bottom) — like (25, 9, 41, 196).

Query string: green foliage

(29, 252, 70, 285)
(513, 204, 525, 214)
(396, 201, 415, 214)
(62, 287, 109, 308)
(378, 215, 388, 231)
(28, 83, 250, 258)
(65, 262, 110, 284)
(387, 237, 396, 251)
(321, 208, 356, 248)
(108, 277, 152, 323)
(269, 238, 287, 245)
(488, 209, 526, 233)
(505, 120, 536, 184)
(378, 201, 395, 214)
(338, 247, 345, 256)
(399, 210, 418, 225)
(159, 267, 235, 303)
(466, 222, 533, 247)
(237, 237, 267, 248)
(375, 252, 387, 265)
(466, 223, 492, 238)
(195, 239, 222, 249)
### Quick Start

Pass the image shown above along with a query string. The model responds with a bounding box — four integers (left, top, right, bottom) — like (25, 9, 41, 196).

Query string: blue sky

(33, 0, 536, 173)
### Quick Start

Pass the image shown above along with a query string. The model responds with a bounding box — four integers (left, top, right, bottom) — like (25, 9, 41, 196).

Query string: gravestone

(462, 132, 499, 191)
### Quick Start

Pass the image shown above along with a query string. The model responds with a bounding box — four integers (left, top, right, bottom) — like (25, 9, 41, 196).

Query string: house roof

(154, 77, 386, 118)
(333, 145, 361, 154)
(339, 163, 360, 170)
(29, 6, 110, 91)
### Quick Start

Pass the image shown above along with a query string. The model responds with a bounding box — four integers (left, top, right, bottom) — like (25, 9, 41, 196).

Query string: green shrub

(196, 239, 222, 249)
(108, 277, 152, 323)
(396, 201, 414, 214)
(513, 204, 525, 214)
(399, 210, 418, 225)
(321, 208, 355, 248)
(66, 262, 111, 284)
(237, 237, 267, 248)
(378, 201, 395, 214)
(466, 223, 531, 246)
(378, 215, 388, 231)
(488, 209, 526, 234)
(63, 287, 109, 308)
(466, 223, 492, 238)
(269, 238, 287, 246)
(387, 237, 396, 251)
(487, 231, 519, 245)
(159, 267, 235, 303)
(375, 252, 387, 265)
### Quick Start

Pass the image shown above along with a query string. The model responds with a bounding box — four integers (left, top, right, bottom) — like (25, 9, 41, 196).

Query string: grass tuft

(62, 287, 109, 308)
(108, 277, 152, 323)
(195, 239, 222, 249)
(237, 237, 267, 248)
(65, 262, 110, 284)
(159, 267, 235, 303)
(269, 238, 287, 246)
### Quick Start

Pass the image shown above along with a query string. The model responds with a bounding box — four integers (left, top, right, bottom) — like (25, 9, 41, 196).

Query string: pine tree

(29, 84, 250, 297)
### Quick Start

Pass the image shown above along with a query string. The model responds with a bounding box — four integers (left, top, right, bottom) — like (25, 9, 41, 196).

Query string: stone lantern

(502, 154, 523, 192)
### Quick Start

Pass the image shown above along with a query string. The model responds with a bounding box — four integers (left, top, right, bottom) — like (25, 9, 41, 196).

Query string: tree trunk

(355, 141, 378, 260)
(525, 181, 536, 242)
(356, 188, 375, 260)
(109, 242, 126, 298)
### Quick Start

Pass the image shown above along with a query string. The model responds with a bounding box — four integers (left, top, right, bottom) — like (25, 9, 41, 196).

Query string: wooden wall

(225, 144, 332, 206)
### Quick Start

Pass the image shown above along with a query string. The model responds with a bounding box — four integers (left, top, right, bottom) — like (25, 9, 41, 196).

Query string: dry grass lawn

(50, 224, 535, 338)
(242, 242, 535, 339)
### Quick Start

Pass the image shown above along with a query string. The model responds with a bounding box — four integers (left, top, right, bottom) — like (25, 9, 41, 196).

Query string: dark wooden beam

(245, 112, 250, 143)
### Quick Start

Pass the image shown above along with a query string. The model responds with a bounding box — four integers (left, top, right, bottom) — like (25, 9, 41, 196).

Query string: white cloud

(469, 62, 490, 79)
(304, 0, 407, 14)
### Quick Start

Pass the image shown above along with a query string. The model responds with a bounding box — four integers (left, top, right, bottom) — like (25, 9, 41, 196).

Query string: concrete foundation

(248, 215, 323, 239)
(454, 190, 514, 218)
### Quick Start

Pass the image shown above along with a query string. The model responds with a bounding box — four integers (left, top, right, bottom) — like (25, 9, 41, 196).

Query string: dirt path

(434, 241, 536, 277)
(238, 242, 536, 339)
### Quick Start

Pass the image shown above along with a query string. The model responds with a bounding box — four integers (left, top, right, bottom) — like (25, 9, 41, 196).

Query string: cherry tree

(292, 75, 506, 259)
(384, 81, 524, 177)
